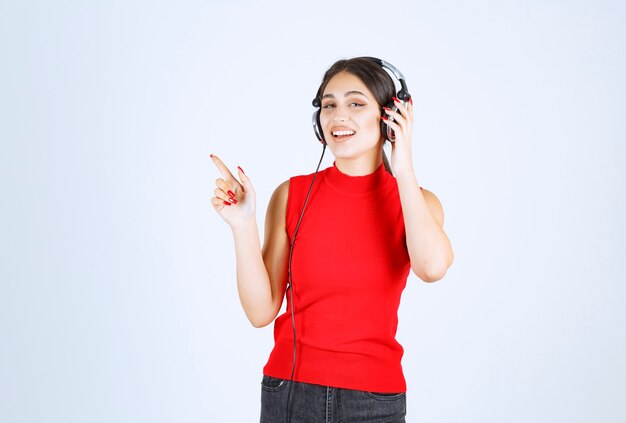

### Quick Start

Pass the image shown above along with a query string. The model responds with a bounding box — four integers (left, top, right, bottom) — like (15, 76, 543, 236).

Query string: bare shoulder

(421, 187, 445, 227)
(262, 179, 291, 261)
(274, 179, 290, 196)
(265, 179, 290, 226)
(268, 180, 290, 212)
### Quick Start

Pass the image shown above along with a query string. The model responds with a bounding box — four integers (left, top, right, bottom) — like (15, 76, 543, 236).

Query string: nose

(332, 111, 347, 123)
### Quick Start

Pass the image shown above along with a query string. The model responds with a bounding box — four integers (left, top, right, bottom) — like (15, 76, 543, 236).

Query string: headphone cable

(284, 144, 326, 423)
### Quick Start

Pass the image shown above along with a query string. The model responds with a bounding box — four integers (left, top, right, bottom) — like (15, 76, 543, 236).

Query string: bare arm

(383, 98, 454, 282)
(259, 180, 290, 326)
(233, 181, 290, 327)
(395, 170, 454, 282)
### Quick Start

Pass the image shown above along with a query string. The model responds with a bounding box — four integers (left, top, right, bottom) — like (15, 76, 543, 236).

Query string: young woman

(210, 57, 454, 422)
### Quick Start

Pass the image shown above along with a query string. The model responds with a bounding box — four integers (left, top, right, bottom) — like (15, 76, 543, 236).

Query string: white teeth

(332, 130, 355, 136)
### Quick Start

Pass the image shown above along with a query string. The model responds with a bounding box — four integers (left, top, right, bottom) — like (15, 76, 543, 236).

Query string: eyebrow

(321, 90, 369, 100)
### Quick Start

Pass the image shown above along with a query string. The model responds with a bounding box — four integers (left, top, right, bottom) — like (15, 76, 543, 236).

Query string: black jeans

(260, 375, 406, 423)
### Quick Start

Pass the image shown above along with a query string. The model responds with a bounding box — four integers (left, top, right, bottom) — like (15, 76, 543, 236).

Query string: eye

(350, 102, 365, 107)
(322, 103, 335, 109)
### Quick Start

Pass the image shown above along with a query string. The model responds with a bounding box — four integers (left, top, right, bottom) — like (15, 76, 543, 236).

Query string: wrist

(231, 218, 258, 234)
(393, 164, 416, 179)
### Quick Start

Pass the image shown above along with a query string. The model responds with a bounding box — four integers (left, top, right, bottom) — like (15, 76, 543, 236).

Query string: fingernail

(409, 97, 413, 105)
(383, 106, 391, 111)
(381, 116, 388, 121)
(393, 96, 399, 103)
(227, 190, 235, 198)
(210, 153, 214, 158)
(223, 201, 231, 206)
(237, 166, 245, 175)
(230, 198, 238, 204)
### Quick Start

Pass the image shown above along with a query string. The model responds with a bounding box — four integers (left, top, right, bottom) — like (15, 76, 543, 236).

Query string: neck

(334, 149, 384, 176)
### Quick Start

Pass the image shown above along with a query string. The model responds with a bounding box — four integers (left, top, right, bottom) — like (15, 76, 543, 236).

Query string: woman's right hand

(209, 154, 256, 229)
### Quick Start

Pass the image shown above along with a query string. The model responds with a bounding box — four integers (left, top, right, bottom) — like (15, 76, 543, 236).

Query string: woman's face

(319, 71, 383, 161)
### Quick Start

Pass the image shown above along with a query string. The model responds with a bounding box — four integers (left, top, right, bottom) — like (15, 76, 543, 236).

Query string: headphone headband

(362, 57, 410, 98)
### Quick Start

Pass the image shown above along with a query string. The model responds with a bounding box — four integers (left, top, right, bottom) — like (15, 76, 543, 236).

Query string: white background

(1, 0, 625, 422)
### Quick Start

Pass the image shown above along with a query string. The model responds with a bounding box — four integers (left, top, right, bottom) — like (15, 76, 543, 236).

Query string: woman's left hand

(383, 96, 415, 175)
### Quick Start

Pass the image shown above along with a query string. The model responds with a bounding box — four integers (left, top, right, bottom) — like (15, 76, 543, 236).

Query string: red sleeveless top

(262, 162, 413, 392)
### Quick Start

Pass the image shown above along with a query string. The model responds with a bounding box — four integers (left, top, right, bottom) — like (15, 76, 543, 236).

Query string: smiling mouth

(332, 129, 356, 141)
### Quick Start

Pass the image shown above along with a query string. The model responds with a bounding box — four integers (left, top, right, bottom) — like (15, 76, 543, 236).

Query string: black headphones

(311, 57, 411, 144)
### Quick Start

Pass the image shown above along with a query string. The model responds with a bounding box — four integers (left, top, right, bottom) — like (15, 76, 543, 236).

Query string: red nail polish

(237, 166, 245, 175)
(381, 116, 388, 121)
(393, 96, 399, 103)
(231, 198, 238, 204)
(409, 97, 413, 105)
(210, 153, 214, 158)
(227, 190, 235, 198)
(383, 106, 391, 111)
(223, 201, 231, 206)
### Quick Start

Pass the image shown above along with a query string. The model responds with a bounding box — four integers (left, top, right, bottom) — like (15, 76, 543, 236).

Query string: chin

(329, 141, 380, 160)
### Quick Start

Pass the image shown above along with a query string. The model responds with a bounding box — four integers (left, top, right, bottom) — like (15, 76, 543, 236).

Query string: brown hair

(315, 57, 396, 173)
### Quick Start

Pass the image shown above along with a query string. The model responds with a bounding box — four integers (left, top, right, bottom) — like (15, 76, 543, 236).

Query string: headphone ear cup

(312, 109, 325, 144)
(397, 90, 410, 102)
(381, 102, 397, 142)
(380, 115, 388, 142)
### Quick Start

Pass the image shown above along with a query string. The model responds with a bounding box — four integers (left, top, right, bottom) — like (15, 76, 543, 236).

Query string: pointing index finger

(210, 154, 237, 181)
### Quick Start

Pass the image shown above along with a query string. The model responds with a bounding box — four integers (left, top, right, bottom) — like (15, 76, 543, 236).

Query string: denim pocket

(364, 391, 406, 401)
(261, 375, 288, 392)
